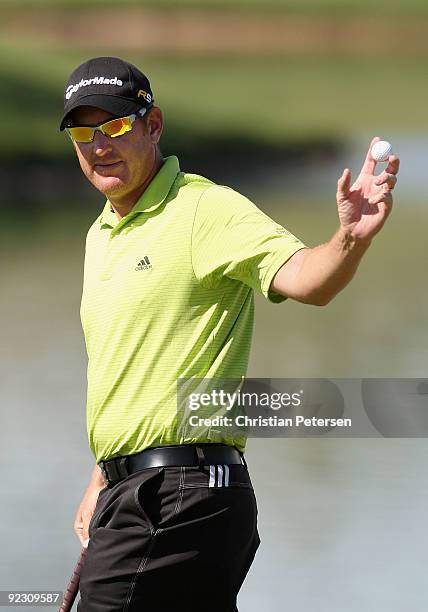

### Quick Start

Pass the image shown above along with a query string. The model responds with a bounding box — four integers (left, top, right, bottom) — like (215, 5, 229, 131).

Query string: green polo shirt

(80, 156, 305, 462)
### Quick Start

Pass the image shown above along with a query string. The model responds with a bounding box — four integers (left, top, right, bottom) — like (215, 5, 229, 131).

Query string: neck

(109, 150, 164, 220)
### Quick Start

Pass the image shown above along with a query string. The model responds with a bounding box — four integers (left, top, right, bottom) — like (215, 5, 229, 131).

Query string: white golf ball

(371, 140, 393, 162)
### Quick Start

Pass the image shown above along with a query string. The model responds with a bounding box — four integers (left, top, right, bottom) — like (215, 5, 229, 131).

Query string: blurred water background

(1, 1, 427, 610)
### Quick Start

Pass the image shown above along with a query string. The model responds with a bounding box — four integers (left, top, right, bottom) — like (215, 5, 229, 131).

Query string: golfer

(60, 57, 399, 612)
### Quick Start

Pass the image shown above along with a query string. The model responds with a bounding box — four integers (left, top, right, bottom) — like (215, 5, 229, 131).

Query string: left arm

(271, 137, 400, 306)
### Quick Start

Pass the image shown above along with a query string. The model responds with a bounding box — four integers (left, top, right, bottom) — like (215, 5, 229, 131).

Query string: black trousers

(77, 462, 260, 611)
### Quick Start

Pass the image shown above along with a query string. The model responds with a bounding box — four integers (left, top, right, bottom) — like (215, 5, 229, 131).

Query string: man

(60, 57, 398, 612)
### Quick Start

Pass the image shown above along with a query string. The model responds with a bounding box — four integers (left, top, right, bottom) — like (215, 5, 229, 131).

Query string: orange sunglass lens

(68, 126, 94, 143)
(102, 117, 133, 138)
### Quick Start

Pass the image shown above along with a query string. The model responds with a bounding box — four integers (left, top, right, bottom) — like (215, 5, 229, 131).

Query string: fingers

(373, 154, 400, 197)
(336, 168, 352, 203)
(81, 510, 92, 547)
(376, 196, 393, 223)
(74, 511, 91, 548)
(368, 190, 393, 207)
(74, 518, 85, 547)
(361, 136, 381, 175)
(374, 171, 397, 190)
(385, 154, 400, 176)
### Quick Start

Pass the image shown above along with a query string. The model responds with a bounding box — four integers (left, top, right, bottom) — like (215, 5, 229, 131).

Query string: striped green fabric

(80, 156, 305, 462)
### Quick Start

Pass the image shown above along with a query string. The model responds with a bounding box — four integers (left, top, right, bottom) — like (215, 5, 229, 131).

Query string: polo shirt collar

(99, 155, 180, 227)
(133, 155, 180, 213)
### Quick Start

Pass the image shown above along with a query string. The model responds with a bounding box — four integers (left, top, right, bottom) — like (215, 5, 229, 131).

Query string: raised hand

(336, 137, 399, 241)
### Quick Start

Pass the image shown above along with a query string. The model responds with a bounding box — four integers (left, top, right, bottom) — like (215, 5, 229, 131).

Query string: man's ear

(146, 106, 163, 144)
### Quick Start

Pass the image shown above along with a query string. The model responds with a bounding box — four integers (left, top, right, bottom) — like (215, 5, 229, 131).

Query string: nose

(93, 129, 113, 157)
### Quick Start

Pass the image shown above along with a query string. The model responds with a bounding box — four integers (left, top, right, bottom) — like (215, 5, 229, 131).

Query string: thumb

(336, 168, 351, 203)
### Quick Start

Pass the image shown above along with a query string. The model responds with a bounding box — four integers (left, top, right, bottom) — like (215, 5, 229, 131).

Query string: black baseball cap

(59, 56, 154, 131)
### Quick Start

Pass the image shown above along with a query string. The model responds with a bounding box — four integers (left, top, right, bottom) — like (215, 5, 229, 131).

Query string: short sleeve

(191, 185, 306, 303)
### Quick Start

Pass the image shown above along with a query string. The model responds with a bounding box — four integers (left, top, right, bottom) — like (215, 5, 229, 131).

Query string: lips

(94, 161, 122, 168)
(94, 161, 123, 173)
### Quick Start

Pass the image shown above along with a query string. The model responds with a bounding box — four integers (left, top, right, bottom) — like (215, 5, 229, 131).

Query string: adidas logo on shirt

(135, 256, 152, 271)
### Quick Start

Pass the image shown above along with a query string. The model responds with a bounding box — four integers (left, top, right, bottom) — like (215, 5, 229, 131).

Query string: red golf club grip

(58, 547, 88, 612)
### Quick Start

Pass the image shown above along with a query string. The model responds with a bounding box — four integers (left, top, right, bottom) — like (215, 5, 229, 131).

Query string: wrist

(336, 226, 372, 253)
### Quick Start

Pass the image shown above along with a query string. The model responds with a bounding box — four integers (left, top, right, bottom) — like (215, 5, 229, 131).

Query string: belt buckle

(100, 457, 129, 485)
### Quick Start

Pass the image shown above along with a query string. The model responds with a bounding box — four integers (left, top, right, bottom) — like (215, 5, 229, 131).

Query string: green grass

(1, 40, 427, 158)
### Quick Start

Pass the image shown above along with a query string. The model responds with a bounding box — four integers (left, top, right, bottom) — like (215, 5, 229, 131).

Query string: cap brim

(59, 95, 143, 131)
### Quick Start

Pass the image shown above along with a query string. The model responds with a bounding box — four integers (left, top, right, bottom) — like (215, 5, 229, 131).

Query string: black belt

(99, 443, 245, 485)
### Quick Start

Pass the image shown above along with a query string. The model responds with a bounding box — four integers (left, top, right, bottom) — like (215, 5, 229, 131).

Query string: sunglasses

(66, 107, 148, 143)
